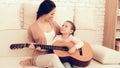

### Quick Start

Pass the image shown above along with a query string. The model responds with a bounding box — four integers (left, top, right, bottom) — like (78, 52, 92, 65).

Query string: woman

(20, 0, 65, 68)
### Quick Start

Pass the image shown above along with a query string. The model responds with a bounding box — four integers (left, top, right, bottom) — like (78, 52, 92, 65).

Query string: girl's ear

(70, 30, 73, 34)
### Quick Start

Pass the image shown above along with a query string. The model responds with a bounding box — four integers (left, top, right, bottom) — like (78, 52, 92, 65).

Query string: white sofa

(0, 30, 120, 68)
(0, 1, 120, 68)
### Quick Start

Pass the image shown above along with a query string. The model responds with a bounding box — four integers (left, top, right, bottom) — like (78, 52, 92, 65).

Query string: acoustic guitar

(10, 41, 93, 67)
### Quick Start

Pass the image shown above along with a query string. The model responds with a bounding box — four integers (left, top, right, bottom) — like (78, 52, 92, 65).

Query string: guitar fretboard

(10, 43, 69, 51)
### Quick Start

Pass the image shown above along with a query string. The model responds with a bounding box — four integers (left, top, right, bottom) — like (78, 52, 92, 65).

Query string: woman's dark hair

(36, 0, 56, 20)
(66, 20, 76, 35)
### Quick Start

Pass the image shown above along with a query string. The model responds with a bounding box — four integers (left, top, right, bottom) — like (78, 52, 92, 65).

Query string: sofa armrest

(90, 44, 120, 64)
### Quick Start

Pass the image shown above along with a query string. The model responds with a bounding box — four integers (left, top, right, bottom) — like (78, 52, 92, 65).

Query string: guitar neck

(34, 44, 68, 51)
(10, 43, 69, 51)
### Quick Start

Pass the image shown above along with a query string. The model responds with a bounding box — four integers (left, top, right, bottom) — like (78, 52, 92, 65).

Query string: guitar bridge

(79, 48, 83, 55)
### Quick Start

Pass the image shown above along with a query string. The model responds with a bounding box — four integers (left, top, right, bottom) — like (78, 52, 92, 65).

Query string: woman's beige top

(20, 21, 60, 66)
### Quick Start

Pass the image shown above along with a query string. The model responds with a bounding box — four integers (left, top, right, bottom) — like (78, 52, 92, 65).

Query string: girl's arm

(68, 35, 84, 54)
(71, 36, 84, 49)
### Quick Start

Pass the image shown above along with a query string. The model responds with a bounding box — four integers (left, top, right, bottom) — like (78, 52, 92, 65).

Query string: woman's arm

(28, 27, 35, 43)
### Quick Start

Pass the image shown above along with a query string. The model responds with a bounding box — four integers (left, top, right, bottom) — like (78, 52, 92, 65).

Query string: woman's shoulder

(28, 22, 37, 29)
(30, 22, 37, 27)
(28, 22, 39, 33)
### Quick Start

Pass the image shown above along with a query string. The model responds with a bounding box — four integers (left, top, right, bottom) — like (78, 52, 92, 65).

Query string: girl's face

(44, 8, 55, 22)
(60, 22, 73, 35)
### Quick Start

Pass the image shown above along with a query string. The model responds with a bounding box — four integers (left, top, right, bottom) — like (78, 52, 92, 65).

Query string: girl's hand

(68, 46, 77, 54)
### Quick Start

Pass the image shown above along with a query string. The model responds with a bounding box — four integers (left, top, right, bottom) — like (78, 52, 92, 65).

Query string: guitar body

(53, 41, 93, 67)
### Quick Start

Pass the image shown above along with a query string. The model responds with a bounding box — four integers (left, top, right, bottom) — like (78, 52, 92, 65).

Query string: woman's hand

(36, 47, 41, 51)
(28, 43, 41, 51)
(29, 43, 35, 49)
(68, 46, 77, 54)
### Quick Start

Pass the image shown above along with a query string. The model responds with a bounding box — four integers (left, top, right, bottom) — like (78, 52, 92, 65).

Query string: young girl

(52, 20, 84, 68)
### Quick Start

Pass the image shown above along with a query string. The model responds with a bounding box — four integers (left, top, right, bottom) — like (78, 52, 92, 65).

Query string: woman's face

(45, 8, 55, 22)
(60, 22, 73, 35)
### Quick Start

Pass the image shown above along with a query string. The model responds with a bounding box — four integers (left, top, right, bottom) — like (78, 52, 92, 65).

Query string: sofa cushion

(74, 6, 96, 30)
(86, 59, 120, 68)
(23, 1, 42, 29)
(54, 1, 74, 26)
(54, 6, 74, 26)
(91, 44, 120, 64)
(0, 2, 22, 30)
(74, 29, 97, 45)
(0, 29, 33, 57)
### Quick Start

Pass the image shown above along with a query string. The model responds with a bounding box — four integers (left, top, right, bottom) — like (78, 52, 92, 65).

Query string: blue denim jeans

(63, 62, 85, 68)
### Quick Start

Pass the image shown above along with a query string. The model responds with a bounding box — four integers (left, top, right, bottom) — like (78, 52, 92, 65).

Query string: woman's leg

(23, 66, 40, 68)
(35, 54, 65, 68)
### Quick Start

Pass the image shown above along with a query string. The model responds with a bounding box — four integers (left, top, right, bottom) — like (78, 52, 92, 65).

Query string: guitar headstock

(10, 43, 30, 50)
